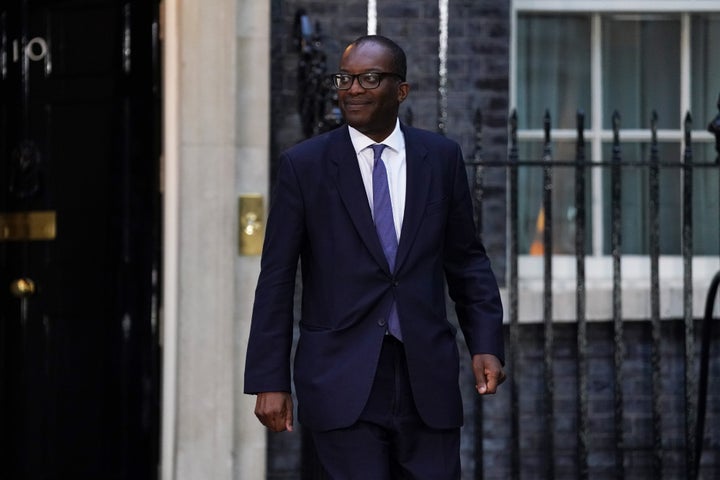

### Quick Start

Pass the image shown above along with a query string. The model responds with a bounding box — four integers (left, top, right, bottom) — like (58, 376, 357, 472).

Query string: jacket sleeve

(442, 145, 505, 364)
(243, 154, 305, 394)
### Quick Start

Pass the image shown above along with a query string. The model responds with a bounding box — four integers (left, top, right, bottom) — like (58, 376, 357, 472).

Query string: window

(510, 1, 720, 321)
(512, 2, 720, 258)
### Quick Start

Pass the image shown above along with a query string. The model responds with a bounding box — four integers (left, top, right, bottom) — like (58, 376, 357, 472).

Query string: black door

(0, 1, 161, 478)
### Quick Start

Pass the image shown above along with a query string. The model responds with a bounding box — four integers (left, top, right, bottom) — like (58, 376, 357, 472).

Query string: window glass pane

(601, 142, 681, 255)
(693, 144, 720, 255)
(517, 14, 591, 130)
(517, 142, 544, 254)
(517, 141, 592, 255)
(602, 15, 680, 129)
(691, 14, 720, 123)
(691, 14, 720, 255)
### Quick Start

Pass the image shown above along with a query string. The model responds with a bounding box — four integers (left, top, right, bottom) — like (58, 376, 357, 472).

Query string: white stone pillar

(234, 0, 271, 479)
(162, 0, 269, 478)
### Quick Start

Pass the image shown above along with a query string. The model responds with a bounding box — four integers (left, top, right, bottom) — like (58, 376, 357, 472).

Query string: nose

(346, 76, 365, 93)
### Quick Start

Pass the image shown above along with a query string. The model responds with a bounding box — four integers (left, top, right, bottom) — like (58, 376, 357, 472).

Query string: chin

(344, 117, 370, 131)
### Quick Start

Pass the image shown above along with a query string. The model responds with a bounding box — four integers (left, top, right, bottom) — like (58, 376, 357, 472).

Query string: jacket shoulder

(284, 126, 349, 159)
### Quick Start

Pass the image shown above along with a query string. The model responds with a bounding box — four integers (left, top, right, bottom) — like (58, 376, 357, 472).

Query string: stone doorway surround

(161, 0, 270, 478)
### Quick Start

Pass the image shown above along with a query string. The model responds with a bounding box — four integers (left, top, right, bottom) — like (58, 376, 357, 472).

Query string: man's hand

(472, 354, 506, 395)
(254, 392, 294, 432)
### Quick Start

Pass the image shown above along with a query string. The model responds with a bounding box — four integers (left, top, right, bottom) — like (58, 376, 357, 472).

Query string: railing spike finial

(612, 110, 621, 143)
(474, 108, 483, 131)
(473, 108, 483, 165)
(576, 110, 585, 152)
(651, 110, 659, 143)
(707, 92, 720, 164)
(577, 109, 585, 136)
(510, 109, 518, 146)
(684, 112, 693, 150)
(543, 110, 551, 144)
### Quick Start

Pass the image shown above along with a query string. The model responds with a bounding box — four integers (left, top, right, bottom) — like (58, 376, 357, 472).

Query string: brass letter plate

(0, 210, 57, 241)
(239, 194, 264, 256)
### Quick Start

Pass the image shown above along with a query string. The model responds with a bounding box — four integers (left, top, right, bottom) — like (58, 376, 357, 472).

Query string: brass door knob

(10, 278, 36, 298)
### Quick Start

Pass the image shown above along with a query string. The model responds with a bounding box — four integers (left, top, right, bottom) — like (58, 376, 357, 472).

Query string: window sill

(501, 255, 720, 323)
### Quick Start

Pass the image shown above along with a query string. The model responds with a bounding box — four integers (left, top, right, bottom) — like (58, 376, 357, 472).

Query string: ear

(397, 82, 410, 103)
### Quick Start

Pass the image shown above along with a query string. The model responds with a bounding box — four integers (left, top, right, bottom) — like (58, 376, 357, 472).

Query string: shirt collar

(348, 118, 404, 155)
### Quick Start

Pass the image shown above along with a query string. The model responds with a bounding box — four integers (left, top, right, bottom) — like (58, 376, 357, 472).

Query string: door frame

(159, 0, 272, 478)
(160, 0, 179, 477)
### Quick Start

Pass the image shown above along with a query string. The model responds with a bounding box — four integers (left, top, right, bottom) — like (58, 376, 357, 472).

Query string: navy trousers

(310, 335, 461, 480)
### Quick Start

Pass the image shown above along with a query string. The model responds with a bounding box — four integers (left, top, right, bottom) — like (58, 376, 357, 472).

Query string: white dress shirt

(348, 119, 406, 242)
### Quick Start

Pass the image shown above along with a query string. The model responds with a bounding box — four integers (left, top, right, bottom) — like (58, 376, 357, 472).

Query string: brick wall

(480, 320, 720, 479)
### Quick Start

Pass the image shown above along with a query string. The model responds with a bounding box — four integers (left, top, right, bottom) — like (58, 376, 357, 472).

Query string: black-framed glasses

(331, 72, 404, 90)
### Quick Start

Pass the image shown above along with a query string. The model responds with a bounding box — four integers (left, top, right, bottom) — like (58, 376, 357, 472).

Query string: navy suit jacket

(244, 123, 504, 432)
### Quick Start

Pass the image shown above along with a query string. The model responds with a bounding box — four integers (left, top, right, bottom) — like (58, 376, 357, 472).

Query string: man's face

(337, 42, 409, 142)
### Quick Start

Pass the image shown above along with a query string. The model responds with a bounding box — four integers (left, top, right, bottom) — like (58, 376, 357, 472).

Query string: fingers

(473, 354, 506, 395)
(254, 392, 294, 432)
(483, 366, 506, 394)
(285, 400, 294, 432)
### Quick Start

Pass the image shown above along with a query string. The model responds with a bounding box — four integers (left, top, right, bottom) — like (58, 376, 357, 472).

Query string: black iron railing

(468, 101, 720, 480)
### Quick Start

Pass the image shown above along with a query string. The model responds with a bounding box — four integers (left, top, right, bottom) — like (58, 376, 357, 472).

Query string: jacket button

(377, 318, 386, 327)
(393, 281, 399, 287)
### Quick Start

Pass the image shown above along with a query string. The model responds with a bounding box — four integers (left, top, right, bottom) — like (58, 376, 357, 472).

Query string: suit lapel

(396, 126, 430, 272)
(329, 127, 391, 271)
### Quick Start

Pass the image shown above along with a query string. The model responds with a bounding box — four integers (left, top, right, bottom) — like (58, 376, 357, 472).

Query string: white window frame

(509, 0, 720, 322)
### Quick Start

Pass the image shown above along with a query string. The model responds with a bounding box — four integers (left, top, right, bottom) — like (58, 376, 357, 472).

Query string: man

(245, 35, 505, 479)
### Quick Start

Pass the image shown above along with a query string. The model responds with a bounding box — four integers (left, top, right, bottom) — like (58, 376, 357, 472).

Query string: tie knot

(370, 144, 387, 163)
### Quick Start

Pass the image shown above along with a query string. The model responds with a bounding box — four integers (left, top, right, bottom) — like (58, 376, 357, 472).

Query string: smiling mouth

(344, 101, 371, 110)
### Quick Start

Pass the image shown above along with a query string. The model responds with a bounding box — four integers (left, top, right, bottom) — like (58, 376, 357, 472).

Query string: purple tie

(371, 144, 402, 340)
